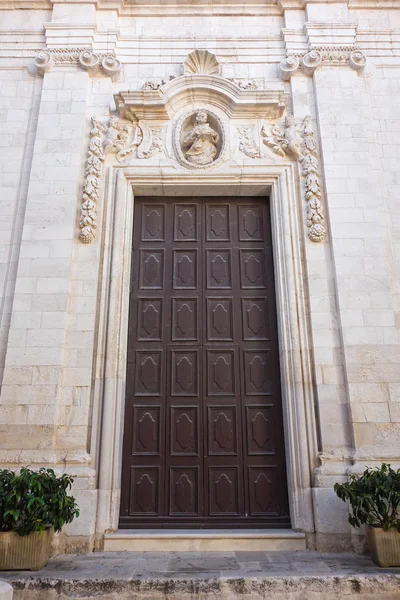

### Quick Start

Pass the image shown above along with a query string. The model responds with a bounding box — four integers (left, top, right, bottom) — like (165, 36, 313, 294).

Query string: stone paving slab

(1, 551, 400, 599)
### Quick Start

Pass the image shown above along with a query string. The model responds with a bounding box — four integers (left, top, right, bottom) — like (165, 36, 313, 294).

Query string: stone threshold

(103, 528, 306, 551)
(1, 551, 400, 600)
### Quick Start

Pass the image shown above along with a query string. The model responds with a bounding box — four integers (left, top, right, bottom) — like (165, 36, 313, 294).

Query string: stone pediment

(114, 75, 288, 122)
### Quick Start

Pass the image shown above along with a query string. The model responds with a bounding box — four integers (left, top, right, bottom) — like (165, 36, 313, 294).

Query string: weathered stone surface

(2, 551, 400, 599)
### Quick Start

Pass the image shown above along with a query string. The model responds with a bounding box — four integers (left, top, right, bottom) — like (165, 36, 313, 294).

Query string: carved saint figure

(182, 111, 220, 165)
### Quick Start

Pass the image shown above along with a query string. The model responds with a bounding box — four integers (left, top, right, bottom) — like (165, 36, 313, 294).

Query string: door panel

(120, 197, 290, 528)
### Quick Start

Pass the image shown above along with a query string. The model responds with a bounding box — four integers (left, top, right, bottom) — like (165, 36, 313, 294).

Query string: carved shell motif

(183, 49, 220, 76)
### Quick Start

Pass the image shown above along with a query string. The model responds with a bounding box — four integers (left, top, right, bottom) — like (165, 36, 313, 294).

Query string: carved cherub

(93, 116, 130, 156)
(261, 113, 303, 159)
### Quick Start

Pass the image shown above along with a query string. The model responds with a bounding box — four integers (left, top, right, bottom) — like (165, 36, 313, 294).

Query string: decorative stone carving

(142, 77, 175, 90)
(79, 50, 100, 70)
(315, 46, 356, 64)
(101, 55, 121, 77)
(229, 78, 263, 90)
(311, 46, 367, 70)
(182, 110, 220, 166)
(261, 114, 302, 159)
(79, 115, 136, 243)
(278, 47, 367, 80)
(137, 121, 164, 159)
(301, 50, 322, 76)
(79, 120, 104, 244)
(33, 50, 54, 76)
(237, 127, 261, 158)
(31, 48, 121, 78)
(278, 56, 300, 81)
(261, 113, 326, 242)
(349, 50, 367, 72)
(174, 109, 226, 169)
(300, 115, 326, 242)
(183, 49, 220, 76)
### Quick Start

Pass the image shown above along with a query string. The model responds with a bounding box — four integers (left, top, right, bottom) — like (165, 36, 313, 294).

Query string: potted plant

(334, 463, 400, 567)
(0, 467, 79, 570)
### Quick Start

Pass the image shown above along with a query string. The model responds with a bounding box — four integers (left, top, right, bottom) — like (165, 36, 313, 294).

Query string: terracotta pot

(0, 528, 53, 571)
(366, 525, 400, 567)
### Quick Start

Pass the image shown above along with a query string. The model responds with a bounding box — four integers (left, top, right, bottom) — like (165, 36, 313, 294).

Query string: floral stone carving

(79, 121, 104, 244)
(301, 115, 326, 242)
(79, 115, 165, 242)
(261, 114, 326, 243)
(237, 127, 261, 158)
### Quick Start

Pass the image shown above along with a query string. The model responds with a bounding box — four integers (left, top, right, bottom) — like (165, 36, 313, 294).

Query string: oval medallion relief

(174, 109, 226, 169)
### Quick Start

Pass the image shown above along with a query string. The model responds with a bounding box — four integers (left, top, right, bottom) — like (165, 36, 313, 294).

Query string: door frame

(93, 164, 318, 536)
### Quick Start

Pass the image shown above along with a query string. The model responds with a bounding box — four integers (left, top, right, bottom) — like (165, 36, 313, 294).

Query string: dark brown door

(119, 197, 290, 528)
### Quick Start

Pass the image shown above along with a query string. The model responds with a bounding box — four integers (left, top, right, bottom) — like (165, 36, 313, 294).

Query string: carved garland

(79, 120, 104, 244)
(300, 116, 326, 243)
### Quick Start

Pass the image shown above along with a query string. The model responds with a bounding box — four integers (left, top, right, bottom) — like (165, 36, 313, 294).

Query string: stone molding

(30, 48, 121, 78)
(94, 168, 317, 534)
(279, 47, 367, 80)
(2, 0, 398, 13)
(115, 75, 288, 121)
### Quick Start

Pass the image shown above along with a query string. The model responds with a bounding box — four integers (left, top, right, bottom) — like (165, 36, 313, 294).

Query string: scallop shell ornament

(183, 50, 220, 76)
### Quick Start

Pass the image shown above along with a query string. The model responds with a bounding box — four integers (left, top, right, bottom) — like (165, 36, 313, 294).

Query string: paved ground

(2, 551, 400, 599)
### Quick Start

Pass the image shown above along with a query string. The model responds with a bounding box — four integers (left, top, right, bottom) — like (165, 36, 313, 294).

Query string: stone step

(2, 550, 400, 600)
(103, 529, 306, 552)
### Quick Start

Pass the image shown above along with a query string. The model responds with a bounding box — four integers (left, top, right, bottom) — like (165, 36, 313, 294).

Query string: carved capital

(279, 47, 368, 80)
(301, 50, 322, 76)
(349, 50, 367, 72)
(278, 56, 300, 81)
(31, 48, 121, 79)
(101, 55, 121, 78)
(79, 50, 99, 71)
(33, 50, 54, 76)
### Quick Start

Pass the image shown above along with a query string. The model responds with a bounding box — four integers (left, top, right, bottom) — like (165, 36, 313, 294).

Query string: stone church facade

(0, 0, 400, 554)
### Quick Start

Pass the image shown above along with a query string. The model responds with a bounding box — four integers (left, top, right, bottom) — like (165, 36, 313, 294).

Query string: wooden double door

(119, 197, 290, 528)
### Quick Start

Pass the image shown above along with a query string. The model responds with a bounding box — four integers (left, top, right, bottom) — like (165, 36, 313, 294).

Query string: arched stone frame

(92, 162, 319, 537)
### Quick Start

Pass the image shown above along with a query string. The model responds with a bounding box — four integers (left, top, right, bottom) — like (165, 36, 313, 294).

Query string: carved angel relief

(79, 115, 164, 243)
(261, 114, 302, 159)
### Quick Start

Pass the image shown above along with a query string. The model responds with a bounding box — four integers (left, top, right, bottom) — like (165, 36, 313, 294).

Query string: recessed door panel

(120, 198, 289, 528)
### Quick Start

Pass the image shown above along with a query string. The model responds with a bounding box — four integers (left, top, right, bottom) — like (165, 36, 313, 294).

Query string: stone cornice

(1, 0, 400, 11)
(115, 75, 288, 121)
